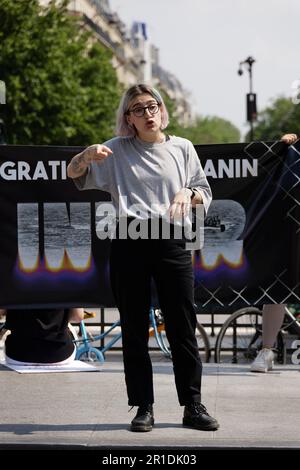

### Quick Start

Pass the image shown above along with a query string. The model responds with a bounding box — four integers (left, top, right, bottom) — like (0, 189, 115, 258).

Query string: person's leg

(152, 241, 202, 405)
(152, 240, 218, 430)
(262, 304, 285, 348)
(110, 239, 153, 406)
(251, 304, 285, 372)
(5, 347, 77, 366)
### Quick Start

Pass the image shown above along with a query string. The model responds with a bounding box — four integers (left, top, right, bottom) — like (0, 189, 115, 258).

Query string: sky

(109, 0, 300, 137)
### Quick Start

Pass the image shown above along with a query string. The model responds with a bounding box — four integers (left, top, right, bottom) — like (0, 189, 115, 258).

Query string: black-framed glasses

(127, 103, 160, 118)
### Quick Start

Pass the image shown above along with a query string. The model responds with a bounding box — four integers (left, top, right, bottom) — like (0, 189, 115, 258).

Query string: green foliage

(0, 0, 121, 145)
(180, 116, 240, 144)
(161, 91, 240, 144)
(0, 0, 240, 146)
(251, 96, 300, 141)
(159, 90, 181, 136)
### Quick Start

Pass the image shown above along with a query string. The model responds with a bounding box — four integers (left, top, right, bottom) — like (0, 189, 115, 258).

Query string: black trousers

(109, 236, 202, 406)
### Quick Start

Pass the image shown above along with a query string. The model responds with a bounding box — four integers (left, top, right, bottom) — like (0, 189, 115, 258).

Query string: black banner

(0, 141, 299, 309)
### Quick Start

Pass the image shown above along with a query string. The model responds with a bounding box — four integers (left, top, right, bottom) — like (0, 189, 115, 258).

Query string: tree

(161, 91, 240, 143)
(181, 116, 240, 144)
(0, 0, 121, 145)
(159, 90, 182, 136)
(251, 96, 300, 141)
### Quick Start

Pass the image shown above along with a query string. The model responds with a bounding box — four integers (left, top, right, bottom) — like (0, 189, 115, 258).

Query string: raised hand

(67, 144, 113, 178)
(82, 144, 113, 163)
(281, 134, 299, 145)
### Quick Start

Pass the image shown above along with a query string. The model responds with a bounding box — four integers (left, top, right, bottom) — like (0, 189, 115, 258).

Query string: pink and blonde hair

(115, 83, 169, 137)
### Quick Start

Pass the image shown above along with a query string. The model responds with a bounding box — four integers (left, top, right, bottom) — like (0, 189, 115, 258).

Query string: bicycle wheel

(195, 322, 211, 363)
(157, 321, 211, 363)
(76, 347, 104, 362)
(215, 307, 263, 364)
(157, 328, 172, 359)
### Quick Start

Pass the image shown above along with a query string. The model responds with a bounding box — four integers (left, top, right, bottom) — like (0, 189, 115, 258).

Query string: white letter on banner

(243, 159, 258, 177)
(203, 160, 217, 178)
(48, 161, 61, 180)
(0, 161, 17, 180)
(32, 161, 48, 180)
(17, 161, 31, 180)
(44, 202, 91, 269)
(218, 159, 234, 178)
(61, 160, 67, 179)
(17, 203, 39, 270)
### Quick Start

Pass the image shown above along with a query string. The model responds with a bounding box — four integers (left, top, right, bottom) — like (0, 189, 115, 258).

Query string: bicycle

(214, 305, 300, 364)
(148, 308, 211, 363)
(73, 307, 211, 363)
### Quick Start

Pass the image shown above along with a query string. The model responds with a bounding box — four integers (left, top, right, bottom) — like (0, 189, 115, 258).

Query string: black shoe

(130, 404, 154, 432)
(183, 403, 219, 431)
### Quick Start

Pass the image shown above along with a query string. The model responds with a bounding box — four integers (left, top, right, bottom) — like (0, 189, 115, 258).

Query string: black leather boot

(130, 404, 154, 432)
(183, 403, 219, 431)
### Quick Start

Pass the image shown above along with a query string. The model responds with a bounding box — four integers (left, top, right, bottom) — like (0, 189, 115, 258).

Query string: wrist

(181, 187, 192, 197)
(185, 187, 196, 200)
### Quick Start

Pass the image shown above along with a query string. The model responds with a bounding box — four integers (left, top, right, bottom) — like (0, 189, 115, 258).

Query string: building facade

(39, 0, 193, 125)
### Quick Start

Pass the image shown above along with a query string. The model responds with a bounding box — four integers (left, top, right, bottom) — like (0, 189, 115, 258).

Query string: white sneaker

(250, 348, 274, 373)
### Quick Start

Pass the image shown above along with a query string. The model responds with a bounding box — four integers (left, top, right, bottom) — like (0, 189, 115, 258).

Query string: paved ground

(0, 351, 299, 450)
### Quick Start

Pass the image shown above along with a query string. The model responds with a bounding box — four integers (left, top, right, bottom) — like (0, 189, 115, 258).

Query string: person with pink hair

(67, 84, 219, 432)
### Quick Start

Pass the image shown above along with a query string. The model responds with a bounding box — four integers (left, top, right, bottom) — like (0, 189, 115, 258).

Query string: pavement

(0, 349, 299, 451)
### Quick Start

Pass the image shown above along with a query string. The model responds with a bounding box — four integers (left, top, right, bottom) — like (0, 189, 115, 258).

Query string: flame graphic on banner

(44, 250, 92, 273)
(193, 252, 245, 272)
(192, 248, 248, 286)
(15, 249, 94, 281)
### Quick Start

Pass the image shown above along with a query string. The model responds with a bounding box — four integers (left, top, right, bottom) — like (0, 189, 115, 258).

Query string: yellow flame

(17, 250, 92, 273)
(201, 252, 244, 271)
(17, 254, 40, 273)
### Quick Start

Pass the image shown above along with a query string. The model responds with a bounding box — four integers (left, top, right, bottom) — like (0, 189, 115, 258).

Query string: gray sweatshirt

(74, 135, 212, 220)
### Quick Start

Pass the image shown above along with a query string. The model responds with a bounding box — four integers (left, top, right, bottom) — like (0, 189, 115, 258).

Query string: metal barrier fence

(81, 308, 233, 352)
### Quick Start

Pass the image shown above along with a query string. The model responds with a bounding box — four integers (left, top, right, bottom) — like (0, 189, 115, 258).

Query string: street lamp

(238, 56, 257, 142)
